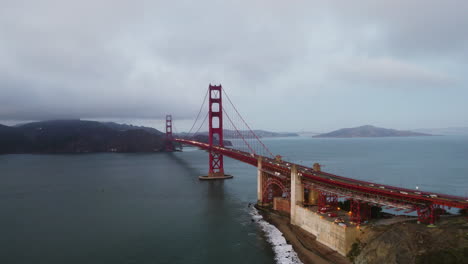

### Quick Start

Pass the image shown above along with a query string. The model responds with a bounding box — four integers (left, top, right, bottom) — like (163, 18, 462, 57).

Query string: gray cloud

(0, 0, 467, 130)
(326, 1, 468, 57)
(328, 57, 456, 89)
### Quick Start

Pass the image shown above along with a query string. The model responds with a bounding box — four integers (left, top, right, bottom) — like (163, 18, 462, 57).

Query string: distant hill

(0, 124, 14, 130)
(191, 134, 232, 147)
(178, 129, 298, 139)
(297, 131, 321, 137)
(246, 130, 299, 138)
(102, 122, 163, 135)
(0, 120, 167, 154)
(313, 125, 432, 138)
(413, 127, 468, 136)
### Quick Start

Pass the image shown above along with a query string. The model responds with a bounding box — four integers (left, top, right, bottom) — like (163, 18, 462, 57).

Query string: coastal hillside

(313, 125, 431, 138)
(0, 120, 166, 154)
(102, 122, 164, 135)
(244, 130, 299, 138)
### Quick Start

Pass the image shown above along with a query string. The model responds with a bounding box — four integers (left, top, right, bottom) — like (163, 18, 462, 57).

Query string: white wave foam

(250, 207, 303, 264)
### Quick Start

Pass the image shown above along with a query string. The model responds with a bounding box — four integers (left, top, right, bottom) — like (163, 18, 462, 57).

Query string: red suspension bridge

(166, 84, 468, 225)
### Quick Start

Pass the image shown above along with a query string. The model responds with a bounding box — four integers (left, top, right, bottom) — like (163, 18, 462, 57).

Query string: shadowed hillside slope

(0, 120, 166, 154)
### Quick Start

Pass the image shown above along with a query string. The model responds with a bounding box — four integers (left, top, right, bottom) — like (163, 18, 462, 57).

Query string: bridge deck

(174, 138, 468, 209)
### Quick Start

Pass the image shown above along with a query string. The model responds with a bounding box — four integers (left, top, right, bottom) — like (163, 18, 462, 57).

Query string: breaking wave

(250, 207, 303, 264)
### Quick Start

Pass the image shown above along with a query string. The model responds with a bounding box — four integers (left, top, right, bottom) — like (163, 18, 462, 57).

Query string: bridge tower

(199, 84, 232, 180)
(165, 114, 175, 152)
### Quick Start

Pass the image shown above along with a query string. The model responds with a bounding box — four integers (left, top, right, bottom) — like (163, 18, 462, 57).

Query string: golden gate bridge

(165, 84, 468, 226)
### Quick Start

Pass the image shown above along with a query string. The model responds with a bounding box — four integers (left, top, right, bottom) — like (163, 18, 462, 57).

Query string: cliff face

(351, 216, 468, 264)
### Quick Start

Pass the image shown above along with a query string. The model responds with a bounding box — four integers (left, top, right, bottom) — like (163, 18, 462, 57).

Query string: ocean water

(262, 136, 468, 196)
(0, 136, 467, 264)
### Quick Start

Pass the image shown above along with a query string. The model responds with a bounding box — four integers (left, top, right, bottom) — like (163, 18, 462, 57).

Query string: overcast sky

(1, 0, 467, 132)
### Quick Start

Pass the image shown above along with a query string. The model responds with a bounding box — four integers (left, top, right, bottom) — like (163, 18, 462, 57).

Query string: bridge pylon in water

(165, 114, 175, 152)
(199, 84, 232, 180)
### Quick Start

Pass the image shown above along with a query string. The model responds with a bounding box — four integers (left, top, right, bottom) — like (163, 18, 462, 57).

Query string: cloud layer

(1, 0, 467, 130)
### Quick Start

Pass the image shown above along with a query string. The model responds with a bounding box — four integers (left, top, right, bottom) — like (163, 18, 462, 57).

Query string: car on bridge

(319, 206, 333, 214)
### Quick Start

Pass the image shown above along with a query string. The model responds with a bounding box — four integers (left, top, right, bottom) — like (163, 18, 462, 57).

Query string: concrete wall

(273, 197, 291, 214)
(293, 206, 359, 255)
(290, 165, 303, 224)
(289, 164, 359, 256)
(257, 157, 263, 203)
(257, 163, 359, 256)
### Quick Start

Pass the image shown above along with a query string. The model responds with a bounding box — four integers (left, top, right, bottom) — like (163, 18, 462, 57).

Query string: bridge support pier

(417, 204, 441, 226)
(350, 199, 371, 225)
(257, 156, 264, 205)
(165, 115, 175, 152)
(199, 84, 232, 180)
(306, 189, 319, 205)
(317, 191, 338, 211)
(290, 165, 303, 225)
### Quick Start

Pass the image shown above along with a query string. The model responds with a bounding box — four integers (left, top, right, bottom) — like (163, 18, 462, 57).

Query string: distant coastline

(313, 125, 432, 138)
(0, 120, 298, 154)
(177, 129, 299, 139)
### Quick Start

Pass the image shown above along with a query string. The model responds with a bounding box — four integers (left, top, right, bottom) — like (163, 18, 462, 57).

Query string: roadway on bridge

(174, 138, 468, 210)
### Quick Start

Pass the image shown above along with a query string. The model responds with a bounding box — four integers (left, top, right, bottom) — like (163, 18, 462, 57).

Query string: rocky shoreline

(256, 205, 468, 264)
(255, 205, 350, 264)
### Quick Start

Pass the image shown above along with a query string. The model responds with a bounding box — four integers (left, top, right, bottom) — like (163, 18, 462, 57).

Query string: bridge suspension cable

(175, 84, 274, 158)
(222, 89, 274, 158)
(223, 110, 256, 154)
(186, 87, 209, 137)
(191, 111, 209, 138)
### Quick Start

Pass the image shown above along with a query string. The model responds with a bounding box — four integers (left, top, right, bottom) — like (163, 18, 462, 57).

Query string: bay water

(1, 136, 467, 263)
